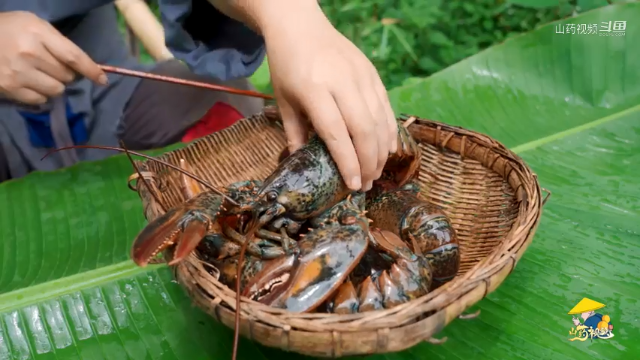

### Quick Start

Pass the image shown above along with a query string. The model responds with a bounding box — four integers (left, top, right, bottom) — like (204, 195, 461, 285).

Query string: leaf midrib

(1, 101, 638, 314)
(0, 260, 159, 313)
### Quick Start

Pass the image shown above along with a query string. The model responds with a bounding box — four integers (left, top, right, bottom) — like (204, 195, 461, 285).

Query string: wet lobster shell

(129, 106, 548, 357)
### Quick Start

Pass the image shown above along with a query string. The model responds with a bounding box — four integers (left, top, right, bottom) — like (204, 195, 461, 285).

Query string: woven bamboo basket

(128, 106, 549, 357)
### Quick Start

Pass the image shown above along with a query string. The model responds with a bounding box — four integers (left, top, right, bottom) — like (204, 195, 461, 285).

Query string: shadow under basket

(129, 106, 549, 358)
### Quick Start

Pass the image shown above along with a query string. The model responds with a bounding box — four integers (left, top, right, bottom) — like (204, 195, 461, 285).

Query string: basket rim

(128, 106, 548, 354)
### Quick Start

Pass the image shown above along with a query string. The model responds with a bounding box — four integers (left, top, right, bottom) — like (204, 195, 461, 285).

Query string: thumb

(279, 100, 310, 153)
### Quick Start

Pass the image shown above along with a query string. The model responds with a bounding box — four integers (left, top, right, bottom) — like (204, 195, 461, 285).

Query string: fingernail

(288, 142, 303, 153)
(350, 176, 361, 190)
(364, 180, 373, 192)
(98, 74, 108, 85)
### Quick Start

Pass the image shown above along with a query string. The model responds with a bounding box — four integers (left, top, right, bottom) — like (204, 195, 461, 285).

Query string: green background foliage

(1, 1, 639, 360)
(322, 0, 570, 88)
(134, 0, 620, 90)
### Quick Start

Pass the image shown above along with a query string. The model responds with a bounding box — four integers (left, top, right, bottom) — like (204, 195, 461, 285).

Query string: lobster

(132, 120, 422, 310)
(125, 119, 418, 268)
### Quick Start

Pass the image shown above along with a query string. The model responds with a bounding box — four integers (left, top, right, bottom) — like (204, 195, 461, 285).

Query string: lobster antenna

(99, 65, 275, 100)
(119, 140, 167, 213)
(42, 145, 239, 206)
(231, 221, 261, 360)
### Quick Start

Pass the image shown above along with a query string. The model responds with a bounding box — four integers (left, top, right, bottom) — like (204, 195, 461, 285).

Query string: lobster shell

(129, 106, 547, 357)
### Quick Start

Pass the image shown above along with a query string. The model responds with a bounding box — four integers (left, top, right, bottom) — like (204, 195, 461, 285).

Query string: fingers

(279, 100, 310, 154)
(299, 91, 362, 190)
(332, 85, 378, 191)
(0, 12, 106, 106)
(42, 24, 107, 85)
(11, 88, 47, 105)
(18, 69, 65, 98)
(372, 74, 398, 153)
(32, 50, 75, 84)
(359, 79, 389, 187)
(286, 74, 393, 192)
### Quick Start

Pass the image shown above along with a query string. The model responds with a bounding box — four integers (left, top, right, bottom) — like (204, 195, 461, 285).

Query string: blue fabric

(19, 102, 88, 148)
(159, 0, 266, 81)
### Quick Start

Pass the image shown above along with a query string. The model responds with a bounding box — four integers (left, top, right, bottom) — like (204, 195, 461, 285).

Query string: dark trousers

(118, 59, 264, 150)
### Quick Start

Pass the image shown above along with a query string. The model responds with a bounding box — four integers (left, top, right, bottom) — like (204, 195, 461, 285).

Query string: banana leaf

(1, 3, 639, 359)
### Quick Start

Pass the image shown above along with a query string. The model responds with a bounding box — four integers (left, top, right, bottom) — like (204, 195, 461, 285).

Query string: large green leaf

(1, 3, 639, 359)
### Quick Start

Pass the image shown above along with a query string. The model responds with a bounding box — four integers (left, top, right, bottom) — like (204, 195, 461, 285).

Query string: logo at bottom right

(568, 297, 614, 342)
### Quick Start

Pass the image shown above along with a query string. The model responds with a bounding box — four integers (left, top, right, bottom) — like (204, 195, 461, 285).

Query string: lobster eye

(266, 191, 278, 202)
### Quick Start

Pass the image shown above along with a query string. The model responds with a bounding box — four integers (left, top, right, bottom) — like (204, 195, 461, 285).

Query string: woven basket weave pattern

(131, 107, 544, 357)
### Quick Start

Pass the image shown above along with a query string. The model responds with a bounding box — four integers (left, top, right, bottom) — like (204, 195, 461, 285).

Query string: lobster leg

(197, 232, 241, 261)
(196, 233, 276, 292)
(179, 158, 204, 199)
(254, 228, 298, 255)
(255, 229, 290, 242)
(222, 223, 286, 259)
(266, 217, 304, 246)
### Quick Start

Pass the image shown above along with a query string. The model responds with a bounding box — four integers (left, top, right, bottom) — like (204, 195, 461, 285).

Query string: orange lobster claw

(131, 192, 225, 267)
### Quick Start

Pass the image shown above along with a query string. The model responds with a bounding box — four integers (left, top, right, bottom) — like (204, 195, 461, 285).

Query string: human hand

(0, 11, 107, 105)
(572, 317, 580, 326)
(252, 1, 397, 191)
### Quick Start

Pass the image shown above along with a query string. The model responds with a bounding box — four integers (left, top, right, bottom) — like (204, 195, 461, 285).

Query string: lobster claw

(131, 192, 225, 267)
(244, 221, 369, 313)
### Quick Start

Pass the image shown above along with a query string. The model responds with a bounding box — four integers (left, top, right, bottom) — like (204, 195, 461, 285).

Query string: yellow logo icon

(568, 297, 614, 341)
